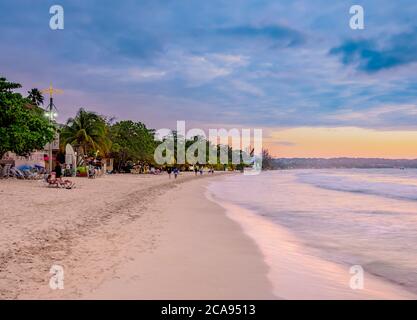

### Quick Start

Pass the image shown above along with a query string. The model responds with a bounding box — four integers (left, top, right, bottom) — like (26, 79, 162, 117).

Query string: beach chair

(46, 173, 59, 187)
(1, 164, 11, 178)
(10, 167, 25, 179)
(58, 179, 76, 189)
(22, 170, 37, 180)
(46, 174, 75, 189)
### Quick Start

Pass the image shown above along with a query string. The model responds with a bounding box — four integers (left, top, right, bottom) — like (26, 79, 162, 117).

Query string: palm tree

(27, 88, 44, 106)
(60, 108, 111, 160)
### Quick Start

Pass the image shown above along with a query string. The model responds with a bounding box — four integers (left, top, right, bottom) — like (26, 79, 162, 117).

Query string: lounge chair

(22, 170, 38, 180)
(1, 164, 11, 179)
(10, 167, 25, 179)
(46, 175, 75, 189)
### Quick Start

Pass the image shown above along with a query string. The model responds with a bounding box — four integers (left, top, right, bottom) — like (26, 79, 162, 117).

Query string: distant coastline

(273, 158, 417, 169)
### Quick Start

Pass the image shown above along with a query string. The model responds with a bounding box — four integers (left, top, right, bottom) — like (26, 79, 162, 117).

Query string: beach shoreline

(0, 172, 275, 299)
(85, 174, 275, 299)
(1, 171, 416, 299)
(208, 197, 416, 300)
(207, 172, 417, 300)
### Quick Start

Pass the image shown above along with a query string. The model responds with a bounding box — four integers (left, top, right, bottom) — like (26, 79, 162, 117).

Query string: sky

(1, 0, 417, 158)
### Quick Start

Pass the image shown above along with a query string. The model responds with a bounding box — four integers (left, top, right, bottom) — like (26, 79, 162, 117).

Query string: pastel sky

(1, 1, 417, 158)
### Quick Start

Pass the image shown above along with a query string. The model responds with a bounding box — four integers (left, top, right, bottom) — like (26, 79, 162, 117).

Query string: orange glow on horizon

(265, 127, 417, 159)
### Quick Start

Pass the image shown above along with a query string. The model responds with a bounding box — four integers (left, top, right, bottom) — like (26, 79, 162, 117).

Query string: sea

(207, 169, 417, 297)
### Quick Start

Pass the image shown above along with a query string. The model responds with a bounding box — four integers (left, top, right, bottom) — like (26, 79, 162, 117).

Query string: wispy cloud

(230, 80, 264, 96)
(273, 141, 297, 147)
(215, 24, 305, 47)
(324, 104, 417, 129)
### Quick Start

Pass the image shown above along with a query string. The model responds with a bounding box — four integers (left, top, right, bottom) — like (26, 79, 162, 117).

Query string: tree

(0, 76, 21, 93)
(0, 77, 54, 158)
(60, 108, 111, 158)
(27, 88, 44, 106)
(109, 120, 156, 170)
(261, 149, 275, 170)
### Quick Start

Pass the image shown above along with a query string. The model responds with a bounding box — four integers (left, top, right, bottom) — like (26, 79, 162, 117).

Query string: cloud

(216, 25, 305, 47)
(231, 80, 264, 96)
(127, 68, 167, 80)
(115, 34, 164, 59)
(324, 104, 417, 129)
(2, 0, 417, 133)
(82, 66, 167, 82)
(161, 52, 249, 86)
(330, 28, 417, 73)
(273, 141, 297, 147)
(176, 55, 231, 85)
(208, 54, 249, 67)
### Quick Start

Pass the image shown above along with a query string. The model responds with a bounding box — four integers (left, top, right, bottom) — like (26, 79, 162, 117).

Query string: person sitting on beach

(53, 161, 75, 187)
(47, 172, 75, 189)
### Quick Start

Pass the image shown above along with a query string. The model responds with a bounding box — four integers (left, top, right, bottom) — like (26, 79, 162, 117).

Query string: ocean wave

(297, 171, 417, 201)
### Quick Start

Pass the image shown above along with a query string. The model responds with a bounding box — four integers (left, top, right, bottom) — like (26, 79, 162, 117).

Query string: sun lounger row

(0, 164, 47, 180)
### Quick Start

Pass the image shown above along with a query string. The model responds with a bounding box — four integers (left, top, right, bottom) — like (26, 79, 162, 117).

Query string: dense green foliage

(1, 75, 272, 170)
(109, 120, 156, 170)
(60, 108, 111, 157)
(0, 77, 54, 157)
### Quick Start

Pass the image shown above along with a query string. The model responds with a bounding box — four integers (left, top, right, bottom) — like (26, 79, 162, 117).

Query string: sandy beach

(0, 173, 273, 299)
(2, 0, 417, 305)
(1, 172, 415, 300)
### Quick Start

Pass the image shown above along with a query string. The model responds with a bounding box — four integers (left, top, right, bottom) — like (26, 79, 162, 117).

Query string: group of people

(45, 161, 214, 187)
(87, 159, 104, 178)
(166, 166, 214, 179)
(166, 167, 180, 179)
(193, 167, 214, 176)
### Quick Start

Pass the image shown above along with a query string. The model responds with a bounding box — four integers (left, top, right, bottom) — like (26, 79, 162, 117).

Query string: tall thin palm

(60, 108, 110, 157)
(27, 88, 44, 106)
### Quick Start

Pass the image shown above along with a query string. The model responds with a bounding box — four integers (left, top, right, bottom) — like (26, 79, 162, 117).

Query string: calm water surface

(208, 169, 417, 294)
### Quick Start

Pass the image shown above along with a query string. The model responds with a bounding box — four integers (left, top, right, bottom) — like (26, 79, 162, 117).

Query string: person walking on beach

(199, 167, 203, 175)
(173, 167, 179, 179)
(194, 166, 198, 176)
(167, 167, 172, 179)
